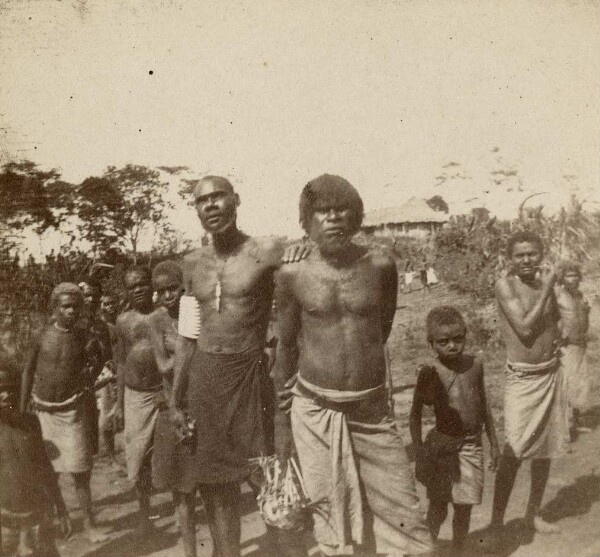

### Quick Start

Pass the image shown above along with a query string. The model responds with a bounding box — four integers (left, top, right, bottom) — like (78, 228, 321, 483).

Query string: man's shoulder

(183, 248, 205, 264)
(366, 246, 396, 269)
(495, 275, 516, 296)
(246, 235, 284, 260)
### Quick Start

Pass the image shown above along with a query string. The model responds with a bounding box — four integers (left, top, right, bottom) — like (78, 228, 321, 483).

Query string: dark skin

(171, 177, 309, 557)
(489, 241, 562, 542)
(114, 270, 160, 532)
(149, 272, 197, 557)
(19, 293, 106, 543)
(557, 271, 589, 345)
(410, 323, 498, 549)
(273, 202, 398, 457)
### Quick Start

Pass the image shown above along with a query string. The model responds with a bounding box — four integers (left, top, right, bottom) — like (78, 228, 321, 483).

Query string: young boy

(1, 367, 71, 557)
(556, 262, 592, 437)
(114, 266, 162, 533)
(410, 305, 499, 552)
(19, 283, 106, 543)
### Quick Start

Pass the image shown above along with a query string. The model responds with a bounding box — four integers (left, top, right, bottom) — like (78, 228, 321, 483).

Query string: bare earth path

(53, 282, 600, 557)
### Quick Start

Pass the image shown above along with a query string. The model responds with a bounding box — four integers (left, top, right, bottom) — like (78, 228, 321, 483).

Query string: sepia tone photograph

(1, 1, 599, 556)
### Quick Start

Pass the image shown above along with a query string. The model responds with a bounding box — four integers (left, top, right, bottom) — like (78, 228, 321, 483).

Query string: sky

(1, 0, 599, 253)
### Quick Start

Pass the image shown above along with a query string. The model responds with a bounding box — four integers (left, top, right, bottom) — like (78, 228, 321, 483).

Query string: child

(556, 262, 592, 437)
(114, 266, 162, 533)
(148, 261, 198, 557)
(1, 368, 72, 557)
(19, 282, 106, 543)
(410, 305, 499, 552)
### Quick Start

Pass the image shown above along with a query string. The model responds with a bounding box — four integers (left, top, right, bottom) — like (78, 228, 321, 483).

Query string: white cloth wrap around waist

(178, 295, 201, 339)
(295, 374, 384, 403)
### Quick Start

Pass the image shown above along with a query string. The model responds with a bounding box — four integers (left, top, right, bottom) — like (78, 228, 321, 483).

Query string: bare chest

(296, 264, 380, 316)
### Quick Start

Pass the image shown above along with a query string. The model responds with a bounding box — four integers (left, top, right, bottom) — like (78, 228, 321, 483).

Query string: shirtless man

(20, 283, 106, 543)
(171, 176, 307, 557)
(556, 262, 591, 437)
(487, 231, 569, 544)
(114, 267, 162, 533)
(274, 175, 432, 556)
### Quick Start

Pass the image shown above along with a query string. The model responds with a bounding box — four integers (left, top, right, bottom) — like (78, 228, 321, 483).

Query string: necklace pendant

(215, 280, 222, 312)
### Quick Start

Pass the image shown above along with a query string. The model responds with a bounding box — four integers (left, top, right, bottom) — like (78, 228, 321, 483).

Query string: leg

(198, 482, 241, 557)
(451, 504, 471, 550)
(490, 444, 522, 528)
(73, 472, 107, 542)
(174, 490, 197, 557)
(426, 499, 448, 542)
(525, 459, 560, 533)
(135, 456, 155, 533)
(16, 527, 35, 557)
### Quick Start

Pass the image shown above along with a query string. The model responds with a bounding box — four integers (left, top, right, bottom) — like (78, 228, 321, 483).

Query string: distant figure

(114, 267, 162, 533)
(274, 175, 432, 556)
(410, 306, 499, 552)
(20, 283, 107, 543)
(556, 262, 592, 437)
(1, 368, 71, 556)
(486, 231, 569, 548)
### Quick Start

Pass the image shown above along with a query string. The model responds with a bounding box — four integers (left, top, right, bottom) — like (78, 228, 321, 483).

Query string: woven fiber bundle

(254, 455, 310, 530)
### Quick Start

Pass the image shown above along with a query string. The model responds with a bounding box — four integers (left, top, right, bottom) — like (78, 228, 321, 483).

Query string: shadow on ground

(81, 526, 180, 557)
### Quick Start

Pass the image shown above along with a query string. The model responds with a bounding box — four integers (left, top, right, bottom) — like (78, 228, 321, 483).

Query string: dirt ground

(20, 281, 600, 557)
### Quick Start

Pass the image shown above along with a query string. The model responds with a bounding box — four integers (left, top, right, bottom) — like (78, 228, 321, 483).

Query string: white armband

(178, 295, 201, 339)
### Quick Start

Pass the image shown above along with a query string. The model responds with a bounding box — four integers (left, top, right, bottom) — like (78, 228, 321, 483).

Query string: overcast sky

(1, 0, 598, 248)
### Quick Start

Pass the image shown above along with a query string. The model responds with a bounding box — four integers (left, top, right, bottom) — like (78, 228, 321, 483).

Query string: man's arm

(495, 270, 557, 342)
(480, 362, 499, 470)
(378, 255, 398, 343)
(149, 312, 175, 378)
(273, 267, 302, 459)
(113, 319, 126, 429)
(409, 384, 424, 449)
(20, 333, 40, 413)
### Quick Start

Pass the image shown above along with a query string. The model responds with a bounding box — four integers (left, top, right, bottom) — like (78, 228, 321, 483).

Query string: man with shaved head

(274, 175, 433, 556)
(170, 176, 307, 557)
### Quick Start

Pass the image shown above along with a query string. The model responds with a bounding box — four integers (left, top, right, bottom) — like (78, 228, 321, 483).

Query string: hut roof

(363, 197, 448, 227)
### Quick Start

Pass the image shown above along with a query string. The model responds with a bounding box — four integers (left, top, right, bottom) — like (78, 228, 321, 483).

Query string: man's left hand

(282, 243, 311, 263)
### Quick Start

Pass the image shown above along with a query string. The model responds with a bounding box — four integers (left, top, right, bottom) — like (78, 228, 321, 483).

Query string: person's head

(79, 279, 102, 315)
(152, 260, 184, 314)
(100, 292, 119, 323)
(50, 282, 83, 329)
(193, 176, 240, 235)
(558, 261, 582, 292)
(123, 266, 153, 311)
(299, 174, 364, 255)
(426, 305, 467, 362)
(506, 231, 544, 280)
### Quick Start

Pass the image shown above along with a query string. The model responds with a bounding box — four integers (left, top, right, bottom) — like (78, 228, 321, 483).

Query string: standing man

(114, 267, 162, 533)
(170, 176, 307, 557)
(273, 175, 433, 556)
(556, 262, 592, 437)
(487, 231, 569, 544)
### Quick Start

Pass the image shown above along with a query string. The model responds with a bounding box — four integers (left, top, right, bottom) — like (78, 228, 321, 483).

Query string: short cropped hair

(299, 174, 364, 233)
(506, 231, 544, 258)
(50, 282, 83, 308)
(426, 305, 467, 341)
(198, 175, 234, 194)
(123, 265, 152, 285)
(558, 261, 582, 282)
(152, 260, 183, 285)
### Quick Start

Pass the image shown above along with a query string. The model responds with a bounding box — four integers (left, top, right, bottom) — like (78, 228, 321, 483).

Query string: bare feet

(530, 515, 561, 534)
(475, 526, 504, 554)
(84, 525, 109, 543)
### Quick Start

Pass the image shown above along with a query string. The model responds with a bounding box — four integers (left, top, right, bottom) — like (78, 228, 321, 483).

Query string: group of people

(0, 174, 593, 557)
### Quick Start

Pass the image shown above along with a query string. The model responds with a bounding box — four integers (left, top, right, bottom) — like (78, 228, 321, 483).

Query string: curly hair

(152, 260, 183, 285)
(299, 174, 364, 233)
(50, 282, 83, 308)
(506, 231, 544, 258)
(558, 260, 582, 282)
(123, 265, 152, 285)
(426, 305, 467, 341)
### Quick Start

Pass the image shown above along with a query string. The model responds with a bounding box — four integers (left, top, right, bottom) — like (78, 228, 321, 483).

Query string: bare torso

(148, 307, 178, 396)
(283, 247, 395, 391)
(556, 287, 589, 345)
(32, 325, 89, 403)
(115, 310, 161, 391)
(183, 236, 283, 354)
(496, 275, 559, 363)
(429, 355, 485, 437)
